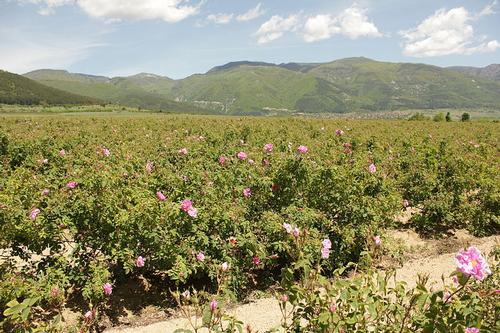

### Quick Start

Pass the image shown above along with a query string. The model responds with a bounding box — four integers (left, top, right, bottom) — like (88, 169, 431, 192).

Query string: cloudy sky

(1, 0, 499, 79)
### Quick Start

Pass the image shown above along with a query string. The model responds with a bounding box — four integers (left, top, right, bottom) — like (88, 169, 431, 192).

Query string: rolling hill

(23, 69, 206, 113)
(23, 58, 500, 114)
(447, 64, 500, 81)
(0, 70, 99, 105)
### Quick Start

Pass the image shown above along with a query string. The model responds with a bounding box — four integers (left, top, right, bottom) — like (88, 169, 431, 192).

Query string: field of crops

(0, 114, 498, 332)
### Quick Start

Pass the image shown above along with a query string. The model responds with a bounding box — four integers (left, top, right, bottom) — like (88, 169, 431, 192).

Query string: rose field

(0, 114, 498, 332)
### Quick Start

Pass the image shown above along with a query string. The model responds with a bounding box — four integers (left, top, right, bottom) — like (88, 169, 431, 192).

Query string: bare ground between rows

(70, 230, 498, 333)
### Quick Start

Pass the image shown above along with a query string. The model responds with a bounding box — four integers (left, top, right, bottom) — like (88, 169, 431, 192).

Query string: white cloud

(17, 0, 202, 22)
(400, 4, 499, 57)
(303, 4, 381, 42)
(236, 3, 265, 22)
(478, 0, 497, 17)
(255, 14, 300, 44)
(0, 27, 103, 73)
(206, 13, 234, 24)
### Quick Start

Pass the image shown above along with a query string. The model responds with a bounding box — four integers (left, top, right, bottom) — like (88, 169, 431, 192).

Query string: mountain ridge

(21, 58, 500, 114)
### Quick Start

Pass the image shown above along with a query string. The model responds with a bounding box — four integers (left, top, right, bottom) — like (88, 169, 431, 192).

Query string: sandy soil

(103, 230, 499, 333)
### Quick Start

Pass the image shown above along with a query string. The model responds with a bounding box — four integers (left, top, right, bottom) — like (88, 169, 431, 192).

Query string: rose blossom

(322, 239, 332, 249)
(368, 163, 377, 174)
(66, 181, 78, 189)
(373, 235, 382, 246)
(29, 208, 40, 221)
(252, 256, 261, 266)
(102, 148, 110, 157)
(329, 302, 337, 313)
(455, 246, 491, 281)
(465, 328, 480, 333)
(180, 199, 193, 212)
(136, 256, 145, 268)
(84, 310, 94, 323)
(196, 252, 205, 262)
(293, 227, 300, 238)
(156, 191, 166, 201)
(41, 188, 50, 196)
(178, 148, 188, 156)
(321, 247, 330, 259)
(297, 145, 308, 154)
(237, 151, 247, 160)
(102, 283, 113, 296)
(59, 149, 66, 157)
(221, 262, 229, 271)
(335, 129, 344, 136)
(263, 143, 273, 152)
(283, 223, 292, 234)
(243, 188, 252, 198)
(218, 156, 227, 166)
(187, 207, 198, 218)
(209, 299, 218, 311)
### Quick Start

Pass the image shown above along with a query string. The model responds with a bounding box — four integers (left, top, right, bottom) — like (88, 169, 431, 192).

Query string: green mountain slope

(172, 66, 317, 114)
(23, 69, 200, 113)
(447, 64, 500, 81)
(23, 58, 500, 114)
(0, 70, 99, 105)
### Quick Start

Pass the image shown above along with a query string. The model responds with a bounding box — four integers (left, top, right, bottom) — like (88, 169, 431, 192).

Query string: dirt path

(103, 231, 498, 333)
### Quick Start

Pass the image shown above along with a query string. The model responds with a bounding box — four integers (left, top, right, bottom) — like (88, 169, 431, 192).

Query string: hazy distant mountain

(23, 69, 205, 113)
(0, 70, 99, 105)
(447, 64, 500, 81)
(23, 58, 500, 114)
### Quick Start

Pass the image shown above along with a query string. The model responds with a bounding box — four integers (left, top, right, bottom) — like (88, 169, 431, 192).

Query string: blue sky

(1, 0, 499, 79)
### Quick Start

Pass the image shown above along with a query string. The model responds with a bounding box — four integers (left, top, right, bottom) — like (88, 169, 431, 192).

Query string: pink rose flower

(373, 235, 382, 246)
(455, 246, 491, 281)
(41, 189, 50, 196)
(248, 159, 255, 165)
(102, 148, 110, 157)
(321, 247, 330, 259)
(335, 129, 344, 136)
(209, 299, 218, 311)
(196, 252, 205, 262)
(329, 302, 337, 313)
(136, 256, 145, 268)
(293, 227, 300, 238)
(59, 149, 66, 157)
(322, 239, 332, 249)
(252, 256, 261, 266)
(283, 223, 292, 234)
(29, 208, 40, 221)
(102, 283, 113, 296)
(156, 191, 166, 201)
(180, 199, 193, 212)
(297, 145, 308, 154)
(84, 310, 94, 323)
(178, 148, 188, 156)
(280, 294, 288, 302)
(66, 181, 78, 189)
(263, 143, 273, 152)
(368, 163, 377, 174)
(218, 156, 227, 166)
(237, 151, 247, 160)
(465, 328, 480, 333)
(262, 158, 270, 167)
(187, 207, 198, 218)
(243, 188, 252, 198)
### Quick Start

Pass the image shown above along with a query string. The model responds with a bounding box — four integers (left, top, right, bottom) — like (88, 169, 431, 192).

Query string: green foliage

(462, 112, 471, 121)
(408, 112, 429, 121)
(446, 112, 452, 122)
(433, 112, 445, 122)
(0, 70, 99, 106)
(0, 114, 498, 330)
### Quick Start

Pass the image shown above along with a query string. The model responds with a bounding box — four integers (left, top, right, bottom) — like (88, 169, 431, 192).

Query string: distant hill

(23, 58, 500, 114)
(24, 69, 205, 113)
(0, 70, 99, 105)
(447, 64, 500, 81)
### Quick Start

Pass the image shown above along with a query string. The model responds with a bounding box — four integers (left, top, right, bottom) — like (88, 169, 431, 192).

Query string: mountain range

(2, 57, 499, 115)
